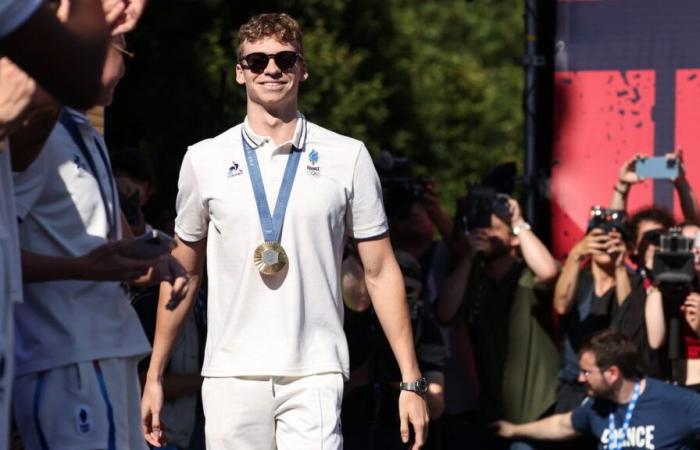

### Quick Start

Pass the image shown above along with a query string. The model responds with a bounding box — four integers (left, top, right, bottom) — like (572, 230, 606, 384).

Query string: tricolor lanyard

(59, 110, 118, 241)
(241, 119, 306, 243)
(607, 380, 641, 450)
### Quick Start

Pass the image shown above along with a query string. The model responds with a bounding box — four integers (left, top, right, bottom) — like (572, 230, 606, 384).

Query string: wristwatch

(400, 377, 428, 395)
(512, 222, 532, 236)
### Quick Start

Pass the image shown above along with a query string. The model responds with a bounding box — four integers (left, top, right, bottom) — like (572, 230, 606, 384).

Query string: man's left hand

(399, 390, 429, 449)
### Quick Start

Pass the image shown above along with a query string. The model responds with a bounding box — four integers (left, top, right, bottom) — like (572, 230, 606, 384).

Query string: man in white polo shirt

(141, 12, 429, 450)
(12, 20, 186, 450)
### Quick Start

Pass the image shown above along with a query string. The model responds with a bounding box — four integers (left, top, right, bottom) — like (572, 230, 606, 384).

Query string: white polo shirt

(13, 109, 150, 376)
(0, 0, 40, 37)
(176, 115, 387, 379)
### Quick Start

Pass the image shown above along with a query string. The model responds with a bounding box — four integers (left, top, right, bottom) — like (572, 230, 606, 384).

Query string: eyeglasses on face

(238, 51, 303, 74)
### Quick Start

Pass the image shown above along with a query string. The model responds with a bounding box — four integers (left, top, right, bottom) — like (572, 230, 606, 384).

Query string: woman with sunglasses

(141, 12, 429, 450)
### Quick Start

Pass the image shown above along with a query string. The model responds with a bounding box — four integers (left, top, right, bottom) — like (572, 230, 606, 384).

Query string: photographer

(611, 150, 699, 225)
(436, 195, 559, 450)
(645, 223, 700, 391)
(553, 208, 641, 439)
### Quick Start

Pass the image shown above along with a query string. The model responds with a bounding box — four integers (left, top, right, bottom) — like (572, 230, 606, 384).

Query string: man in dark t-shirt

(495, 329, 700, 450)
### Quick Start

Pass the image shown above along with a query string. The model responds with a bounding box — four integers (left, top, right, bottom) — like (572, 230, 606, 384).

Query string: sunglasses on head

(238, 51, 302, 74)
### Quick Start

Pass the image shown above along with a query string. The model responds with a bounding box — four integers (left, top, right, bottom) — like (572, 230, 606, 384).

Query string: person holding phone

(611, 150, 699, 226)
(553, 208, 638, 445)
(141, 13, 428, 450)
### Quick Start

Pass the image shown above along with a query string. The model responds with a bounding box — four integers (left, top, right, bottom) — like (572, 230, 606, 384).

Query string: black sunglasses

(238, 51, 302, 74)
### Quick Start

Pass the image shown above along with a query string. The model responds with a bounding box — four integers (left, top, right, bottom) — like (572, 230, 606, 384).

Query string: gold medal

(253, 241, 288, 275)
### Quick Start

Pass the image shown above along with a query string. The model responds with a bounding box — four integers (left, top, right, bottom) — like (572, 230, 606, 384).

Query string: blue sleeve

(570, 399, 593, 434)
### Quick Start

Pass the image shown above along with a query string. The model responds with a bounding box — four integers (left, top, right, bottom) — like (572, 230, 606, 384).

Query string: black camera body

(587, 205, 626, 234)
(653, 229, 695, 288)
(652, 228, 697, 366)
(455, 186, 510, 232)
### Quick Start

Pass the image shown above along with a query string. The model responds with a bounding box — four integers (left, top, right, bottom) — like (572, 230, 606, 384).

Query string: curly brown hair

(237, 13, 304, 58)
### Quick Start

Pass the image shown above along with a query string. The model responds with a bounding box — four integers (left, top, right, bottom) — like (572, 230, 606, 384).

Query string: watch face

(416, 377, 428, 394)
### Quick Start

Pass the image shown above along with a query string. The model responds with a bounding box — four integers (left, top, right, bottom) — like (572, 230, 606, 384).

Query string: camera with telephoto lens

(587, 205, 626, 234)
(455, 185, 510, 233)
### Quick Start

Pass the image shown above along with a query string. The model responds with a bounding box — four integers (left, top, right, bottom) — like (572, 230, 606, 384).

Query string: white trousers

(202, 373, 344, 450)
(13, 356, 147, 450)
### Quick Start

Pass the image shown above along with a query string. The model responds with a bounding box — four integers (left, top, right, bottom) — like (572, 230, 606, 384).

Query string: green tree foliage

(107, 0, 524, 216)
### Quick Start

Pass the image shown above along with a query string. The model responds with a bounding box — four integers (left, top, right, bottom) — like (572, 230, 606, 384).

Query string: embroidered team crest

(227, 160, 244, 177)
(307, 149, 320, 176)
(75, 404, 93, 435)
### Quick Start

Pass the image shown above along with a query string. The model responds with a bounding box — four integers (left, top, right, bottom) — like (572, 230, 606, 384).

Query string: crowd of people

(2, 2, 700, 450)
(345, 147, 700, 450)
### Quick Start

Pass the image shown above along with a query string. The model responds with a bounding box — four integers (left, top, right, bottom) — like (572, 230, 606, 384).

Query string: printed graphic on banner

(551, 0, 700, 259)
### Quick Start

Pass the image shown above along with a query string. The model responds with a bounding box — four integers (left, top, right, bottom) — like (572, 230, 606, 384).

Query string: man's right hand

(493, 420, 517, 439)
(78, 240, 159, 281)
(141, 377, 167, 447)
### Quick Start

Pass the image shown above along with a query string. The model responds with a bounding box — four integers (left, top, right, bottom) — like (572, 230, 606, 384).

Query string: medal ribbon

(607, 380, 641, 450)
(59, 109, 118, 241)
(241, 119, 305, 243)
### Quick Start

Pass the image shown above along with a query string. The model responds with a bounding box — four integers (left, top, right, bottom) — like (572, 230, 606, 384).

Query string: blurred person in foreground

(495, 329, 700, 450)
(436, 195, 559, 450)
(11, 8, 185, 448)
(141, 12, 428, 450)
(0, 1, 147, 449)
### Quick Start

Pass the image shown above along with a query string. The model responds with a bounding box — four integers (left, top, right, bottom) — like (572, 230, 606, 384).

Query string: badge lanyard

(59, 110, 118, 241)
(607, 380, 641, 450)
(241, 119, 306, 244)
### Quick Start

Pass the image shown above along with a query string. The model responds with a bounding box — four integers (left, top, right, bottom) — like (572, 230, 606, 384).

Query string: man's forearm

(510, 413, 577, 441)
(148, 275, 202, 380)
(365, 261, 421, 381)
(22, 250, 86, 282)
(516, 227, 559, 282)
(147, 238, 206, 380)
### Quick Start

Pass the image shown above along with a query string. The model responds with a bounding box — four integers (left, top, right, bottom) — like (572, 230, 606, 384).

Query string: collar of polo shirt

(242, 112, 306, 151)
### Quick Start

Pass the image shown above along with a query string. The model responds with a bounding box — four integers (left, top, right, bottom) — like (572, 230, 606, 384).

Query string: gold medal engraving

(254, 242, 288, 275)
